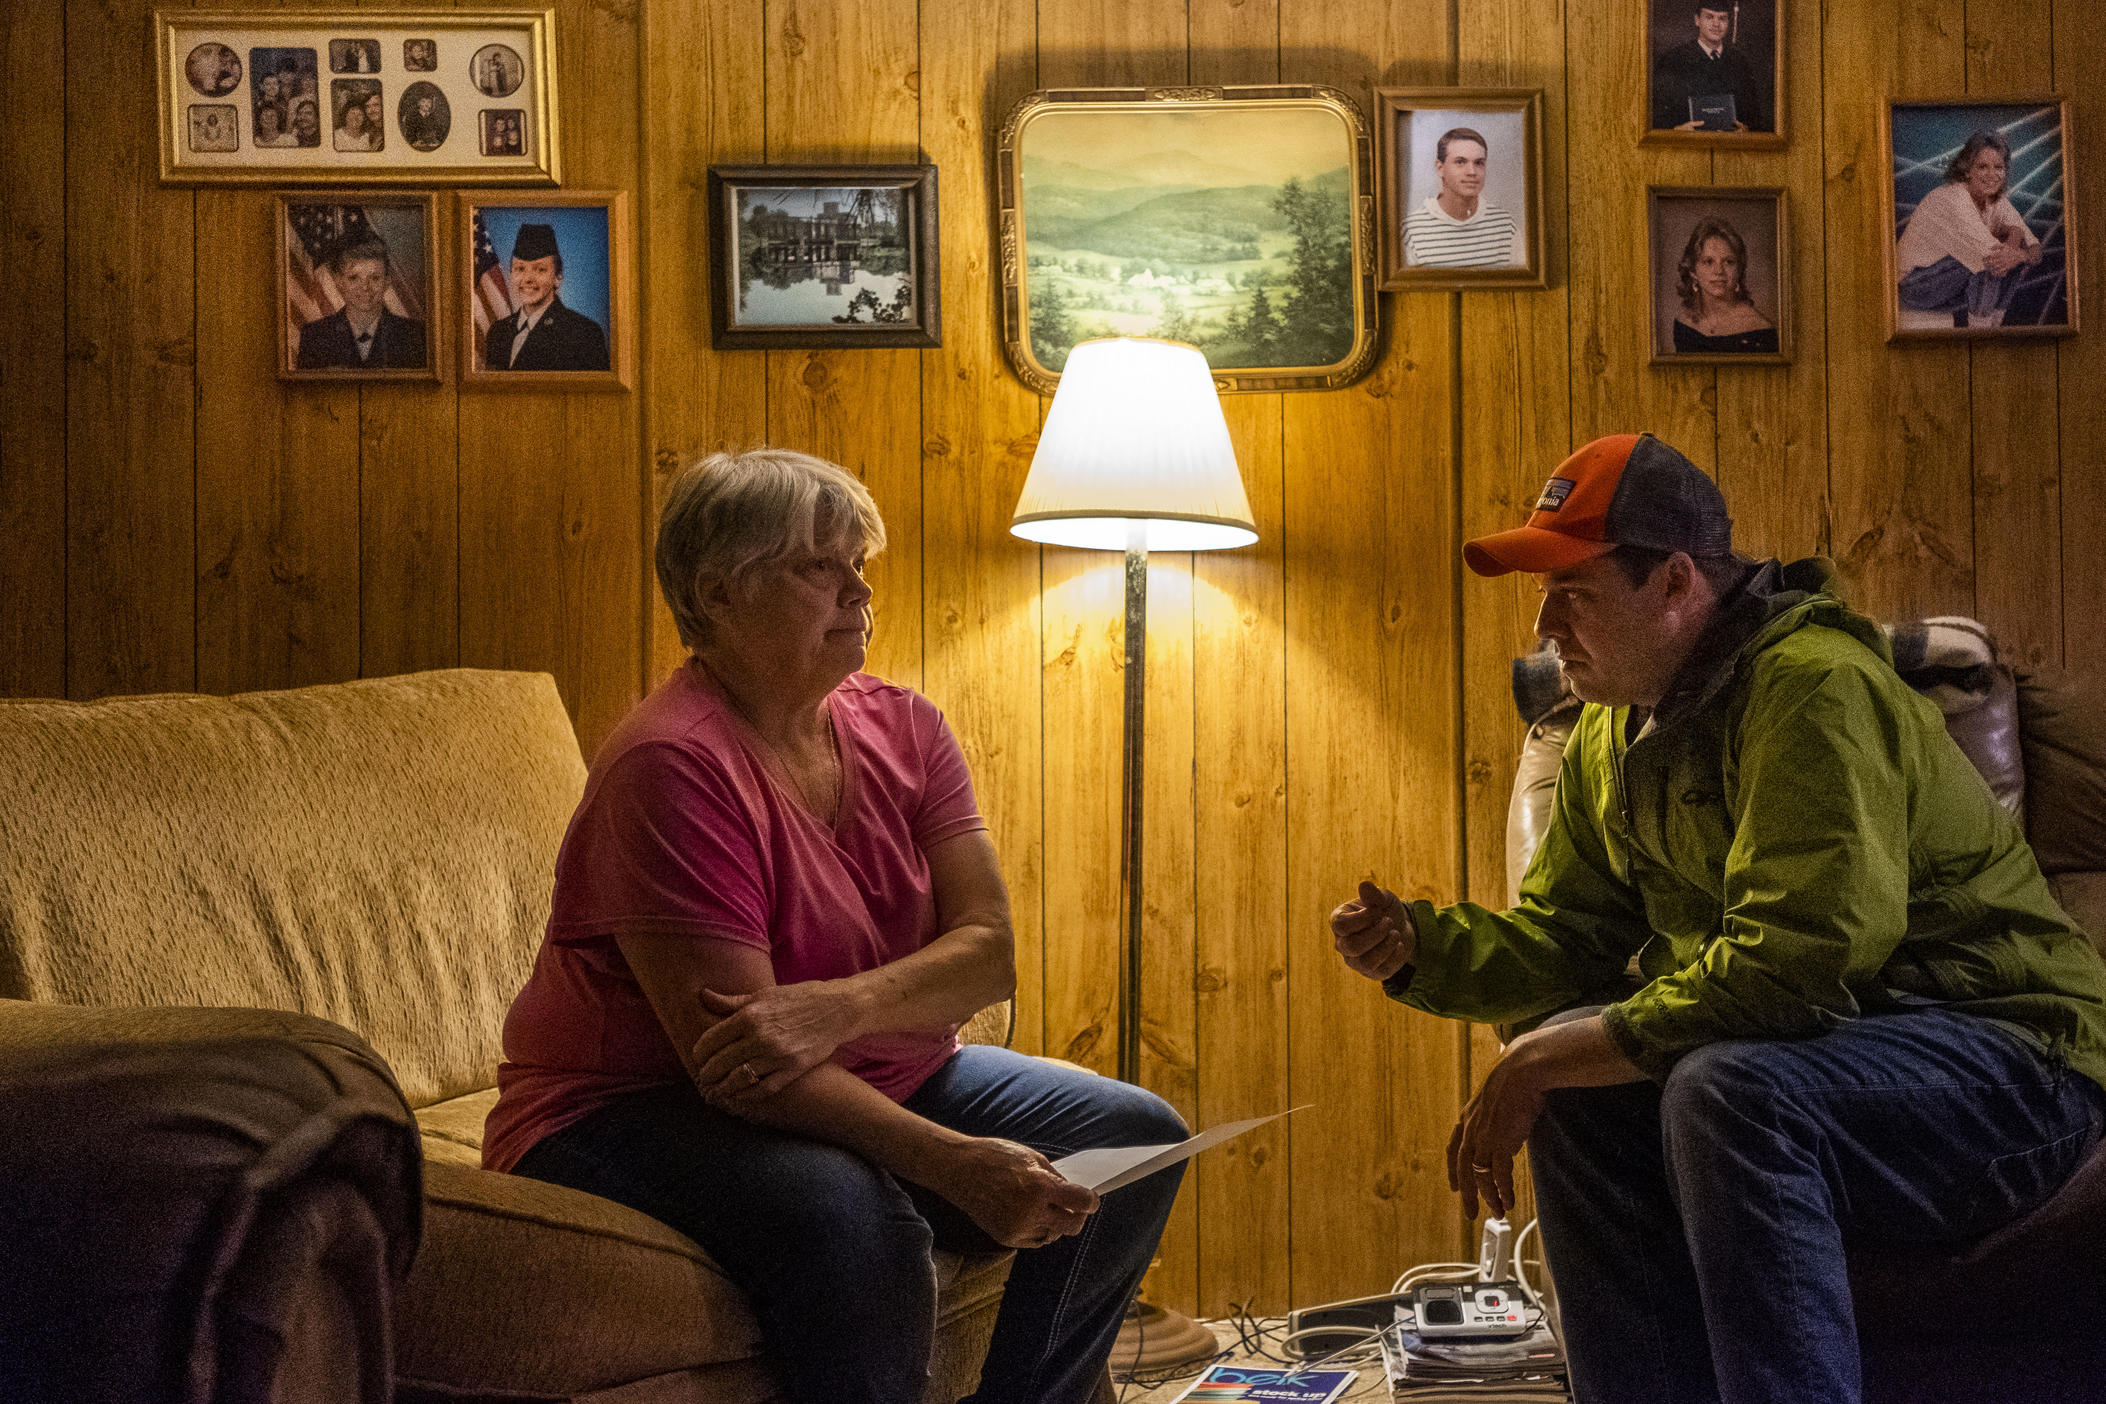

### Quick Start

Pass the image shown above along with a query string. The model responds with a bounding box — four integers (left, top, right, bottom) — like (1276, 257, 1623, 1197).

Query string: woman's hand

(691, 981, 862, 1106)
(1984, 241, 2024, 276)
(925, 1137, 1100, 1250)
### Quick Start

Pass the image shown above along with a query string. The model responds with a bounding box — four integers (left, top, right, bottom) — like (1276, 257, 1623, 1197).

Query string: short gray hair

(656, 449, 886, 651)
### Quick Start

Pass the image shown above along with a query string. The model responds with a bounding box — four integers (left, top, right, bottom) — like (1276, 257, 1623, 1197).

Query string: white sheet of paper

(1050, 1106, 1307, 1194)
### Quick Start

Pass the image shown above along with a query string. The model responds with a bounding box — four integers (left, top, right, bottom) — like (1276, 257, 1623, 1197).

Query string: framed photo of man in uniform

(1643, 0, 1785, 148)
(459, 191, 634, 390)
(1375, 87, 1545, 290)
(276, 192, 441, 381)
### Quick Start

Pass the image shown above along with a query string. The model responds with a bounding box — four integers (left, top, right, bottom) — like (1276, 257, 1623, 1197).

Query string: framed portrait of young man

(1642, 0, 1786, 149)
(460, 191, 635, 389)
(276, 191, 441, 381)
(1375, 87, 1546, 290)
(1882, 96, 2079, 339)
(1646, 186, 1790, 364)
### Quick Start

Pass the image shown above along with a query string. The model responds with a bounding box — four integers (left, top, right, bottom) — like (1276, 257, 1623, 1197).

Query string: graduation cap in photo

(511, 223, 561, 262)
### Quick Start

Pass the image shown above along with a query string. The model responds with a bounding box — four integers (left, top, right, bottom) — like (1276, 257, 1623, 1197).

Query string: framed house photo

(1375, 87, 1545, 290)
(705, 165, 942, 350)
(1882, 97, 2078, 339)
(277, 192, 441, 381)
(1642, 0, 1785, 149)
(1647, 186, 1790, 364)
(997, 85, 1381, 393)
(156, 9, 560, 185)
(460, 191, 634, 390)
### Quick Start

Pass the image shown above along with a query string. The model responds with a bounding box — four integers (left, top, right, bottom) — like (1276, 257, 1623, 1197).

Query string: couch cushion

(0, 670, 586, 1109)
(2018, 668, 2106, 880)
(400, 1158, 1011, 1398)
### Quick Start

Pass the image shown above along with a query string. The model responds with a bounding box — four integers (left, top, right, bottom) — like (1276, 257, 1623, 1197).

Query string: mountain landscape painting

(1014, 102, 1363, 378)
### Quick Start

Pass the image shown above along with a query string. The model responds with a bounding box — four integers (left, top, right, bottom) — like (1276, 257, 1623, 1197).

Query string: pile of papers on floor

(1377, 1320, 1567, 1401)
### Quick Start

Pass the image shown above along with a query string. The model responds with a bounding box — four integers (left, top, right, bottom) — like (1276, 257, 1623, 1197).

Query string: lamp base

(1109, 1300, 1219, 1378)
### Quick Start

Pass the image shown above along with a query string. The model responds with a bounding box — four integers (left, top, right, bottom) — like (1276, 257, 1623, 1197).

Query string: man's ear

(1661, 551, 1700, 604)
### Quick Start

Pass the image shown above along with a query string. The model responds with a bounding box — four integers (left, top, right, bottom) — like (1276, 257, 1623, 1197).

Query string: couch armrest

(0, 999, 422, 1404)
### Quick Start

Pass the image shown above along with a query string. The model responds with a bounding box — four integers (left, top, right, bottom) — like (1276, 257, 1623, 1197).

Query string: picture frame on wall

(155, 9, 560, 185)
(1882, 96, 2078, 339)
(460, 191, 634, 390)
(1646, 186, 1790, 364)
(705, 165, 943, 350)
(1375, 87, 1545, 290)
(997, 85, 1381, 393)
(276, 191, 442, 382)
(1642, 0, 1785, 149)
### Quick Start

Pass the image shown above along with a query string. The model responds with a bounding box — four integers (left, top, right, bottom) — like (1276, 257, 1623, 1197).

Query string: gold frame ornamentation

(156, 9, 560, 186)
(1374, 87, 1548, 291)
(996, 85, 1381, 394)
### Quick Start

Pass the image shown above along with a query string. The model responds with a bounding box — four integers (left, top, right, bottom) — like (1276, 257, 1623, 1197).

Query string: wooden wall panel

(1190, 0, 1293, 1319)
(66, 0, 195, 698)
(195, 191, 362, 694)
(762, 0, 925, 689)
(1965, 0, 2062, 672)
(1822, 0, 1973, 624)
(458, 0, 644, 757)
(1281, 0, 1463, 1304)
(642, 0, 768, 689)
(0, 0, 66, 698)
(359, 378, 462, 679)
(915, 0, 1046, 1055)
(2058, 0, 2106, 679)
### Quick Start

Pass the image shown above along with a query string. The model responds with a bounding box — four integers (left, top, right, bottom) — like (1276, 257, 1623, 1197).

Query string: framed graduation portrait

(276, 192, 441, 381)
(1642, 0, 1785, 148)
(460, 191, 635, 390)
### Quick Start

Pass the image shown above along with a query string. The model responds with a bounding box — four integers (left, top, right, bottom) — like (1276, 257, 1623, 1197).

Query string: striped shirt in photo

(1403, 196, 1521, 269)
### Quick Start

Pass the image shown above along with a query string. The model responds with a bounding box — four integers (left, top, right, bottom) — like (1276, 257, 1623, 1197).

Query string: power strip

(1281, 1291, 1415, 1359)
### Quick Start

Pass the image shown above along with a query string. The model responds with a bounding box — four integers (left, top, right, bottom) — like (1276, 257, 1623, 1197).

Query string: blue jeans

(1898, 254, 2020, 324)
(511, 1044, 1187, 1404)
(1528, 1007, 2105, 1404)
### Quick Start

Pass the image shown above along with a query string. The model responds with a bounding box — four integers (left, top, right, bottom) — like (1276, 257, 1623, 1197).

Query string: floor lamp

(1010, 337, 1258, 1374)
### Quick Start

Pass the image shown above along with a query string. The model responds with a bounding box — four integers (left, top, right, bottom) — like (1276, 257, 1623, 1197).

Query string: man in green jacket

(1330, 433, 2106, 1404)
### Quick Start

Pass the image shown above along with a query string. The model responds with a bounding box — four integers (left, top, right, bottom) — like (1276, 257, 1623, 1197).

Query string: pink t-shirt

(481, 664, 988, 1173)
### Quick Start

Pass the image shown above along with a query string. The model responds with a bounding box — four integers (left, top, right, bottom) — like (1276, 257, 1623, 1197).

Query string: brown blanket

(0, 1001, 422, 1404)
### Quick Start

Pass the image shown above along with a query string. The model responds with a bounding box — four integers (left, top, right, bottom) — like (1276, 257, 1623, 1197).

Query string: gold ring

(1471, 1163, 1493, 1173)
(741, 1061, 759, 1084)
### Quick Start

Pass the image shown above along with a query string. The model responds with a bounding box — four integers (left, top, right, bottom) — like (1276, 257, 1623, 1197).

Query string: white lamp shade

(1010, 338, 1257, 552)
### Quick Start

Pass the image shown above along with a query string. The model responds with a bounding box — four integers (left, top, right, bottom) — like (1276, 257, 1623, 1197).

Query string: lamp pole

(1117, 528, 1148, 1085)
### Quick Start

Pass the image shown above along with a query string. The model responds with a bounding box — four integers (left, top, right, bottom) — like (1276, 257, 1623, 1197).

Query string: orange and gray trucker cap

(1463, 433, 1733, 577)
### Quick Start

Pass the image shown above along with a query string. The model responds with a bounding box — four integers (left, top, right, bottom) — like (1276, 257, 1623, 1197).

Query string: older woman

(1896, 129, 2042, 329)
(1670, 217, 1778, 355)
(484, 450, 1187, 1404)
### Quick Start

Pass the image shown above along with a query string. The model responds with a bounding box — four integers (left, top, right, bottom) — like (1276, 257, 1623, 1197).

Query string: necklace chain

(702, 661, 842, 823)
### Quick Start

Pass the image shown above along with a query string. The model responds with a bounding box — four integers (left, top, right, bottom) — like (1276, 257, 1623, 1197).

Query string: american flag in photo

(284, 203, 425, 347)
(471, 209, 515, 346)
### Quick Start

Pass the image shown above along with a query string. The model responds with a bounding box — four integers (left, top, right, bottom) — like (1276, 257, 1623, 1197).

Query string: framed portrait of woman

(1881, 96, 2078, 339)
(1646, 186, 1789, 364)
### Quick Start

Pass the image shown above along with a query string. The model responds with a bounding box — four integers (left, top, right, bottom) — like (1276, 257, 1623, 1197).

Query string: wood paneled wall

(5, 0, 2100, 1316)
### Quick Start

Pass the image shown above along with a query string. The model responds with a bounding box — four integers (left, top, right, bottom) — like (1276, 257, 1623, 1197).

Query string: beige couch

(0, 668, 1015, 1403)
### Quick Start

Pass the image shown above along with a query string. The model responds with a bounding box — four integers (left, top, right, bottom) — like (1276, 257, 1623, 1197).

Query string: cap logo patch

(1534, 477, 1575, 512)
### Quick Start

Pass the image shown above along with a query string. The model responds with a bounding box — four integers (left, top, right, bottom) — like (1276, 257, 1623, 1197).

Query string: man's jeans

(513, 1044, 1187, 1404)
(1529, 1007, 2105, 1404)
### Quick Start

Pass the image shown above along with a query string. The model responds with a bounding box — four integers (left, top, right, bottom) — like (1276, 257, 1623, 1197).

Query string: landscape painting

(1000, 88, 1378, 392)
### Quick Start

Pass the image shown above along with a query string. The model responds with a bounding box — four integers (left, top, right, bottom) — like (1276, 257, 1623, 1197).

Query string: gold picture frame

(1646, 185, 1791, 364)
(1880, 96, 2078, 341)
(459, 191, 634, 391)
(1375, 87, 1547, 290)
(996, 85, 1381, 394)
(275, 191, 444, 382)
(1640, 0, 1786, 149)
(156, 9, 560, 185)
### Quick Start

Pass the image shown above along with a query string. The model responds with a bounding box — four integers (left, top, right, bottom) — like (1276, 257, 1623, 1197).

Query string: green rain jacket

(1388, 557, 2106, 1091)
